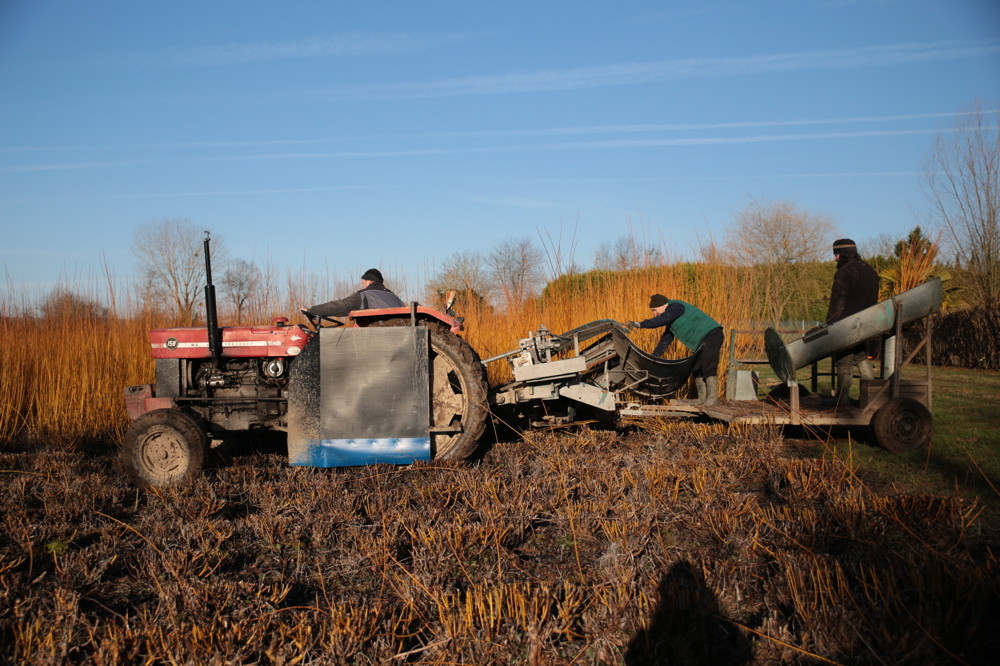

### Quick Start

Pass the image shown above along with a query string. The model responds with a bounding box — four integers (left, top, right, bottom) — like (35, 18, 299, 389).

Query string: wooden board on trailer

(620, 399, 872, 427)
(701, 400, 870, 426)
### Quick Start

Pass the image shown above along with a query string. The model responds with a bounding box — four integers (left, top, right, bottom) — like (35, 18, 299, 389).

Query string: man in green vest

(627, 294, 724, 405)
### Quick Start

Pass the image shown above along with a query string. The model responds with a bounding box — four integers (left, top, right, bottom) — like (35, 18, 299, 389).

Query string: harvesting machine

(482, 278, 942, 454)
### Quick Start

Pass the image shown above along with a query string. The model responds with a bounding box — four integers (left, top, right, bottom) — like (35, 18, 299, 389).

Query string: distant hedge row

(920, 307, 1000, 370)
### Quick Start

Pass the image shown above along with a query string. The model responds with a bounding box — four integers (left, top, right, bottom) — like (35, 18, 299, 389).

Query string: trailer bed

(620, 398, 872, 427)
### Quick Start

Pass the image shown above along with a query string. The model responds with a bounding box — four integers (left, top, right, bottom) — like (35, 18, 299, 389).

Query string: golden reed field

(1, 263, 758, 446)
(2, 263, 997, 664)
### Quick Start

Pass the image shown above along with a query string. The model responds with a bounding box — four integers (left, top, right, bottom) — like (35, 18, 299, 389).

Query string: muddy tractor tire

(870, 397, 932, 453)
(370, 319, 489, 461)
(121, 408, 208, 488)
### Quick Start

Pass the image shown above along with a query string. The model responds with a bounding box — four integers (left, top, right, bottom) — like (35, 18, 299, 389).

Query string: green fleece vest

(669, 300, 721, 350)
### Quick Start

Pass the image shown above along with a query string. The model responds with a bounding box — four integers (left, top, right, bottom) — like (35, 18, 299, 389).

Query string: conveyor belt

(553, 319, 700, 398)
(611, 328, 699, 397)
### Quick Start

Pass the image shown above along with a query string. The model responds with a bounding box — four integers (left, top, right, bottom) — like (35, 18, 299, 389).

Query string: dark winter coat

(826, 255, 879, 324)
(638, 300, 722, 357)
(309, 283, 404, 317)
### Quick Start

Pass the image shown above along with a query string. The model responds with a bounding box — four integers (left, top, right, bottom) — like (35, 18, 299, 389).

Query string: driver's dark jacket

(308, 283, 404, 317)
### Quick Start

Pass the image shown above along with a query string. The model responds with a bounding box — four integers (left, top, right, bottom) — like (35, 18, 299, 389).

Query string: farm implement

(121, 235, 942, 488)
(488, 278, 942, 455)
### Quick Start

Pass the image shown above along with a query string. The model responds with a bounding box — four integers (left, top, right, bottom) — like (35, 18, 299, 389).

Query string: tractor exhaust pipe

(203, 231, 222, 367)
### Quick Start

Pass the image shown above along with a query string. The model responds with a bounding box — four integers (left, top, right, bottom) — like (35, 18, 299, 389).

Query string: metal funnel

(765, 278, 943, 382)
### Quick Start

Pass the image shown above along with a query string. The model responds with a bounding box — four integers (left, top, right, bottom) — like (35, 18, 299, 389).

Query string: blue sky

(1, 0, 998, 302)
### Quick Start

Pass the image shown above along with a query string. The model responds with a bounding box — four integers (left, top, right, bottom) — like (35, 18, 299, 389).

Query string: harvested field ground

(2, 422, 997, 665)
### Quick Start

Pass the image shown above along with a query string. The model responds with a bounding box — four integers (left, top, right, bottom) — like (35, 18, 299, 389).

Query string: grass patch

(762, 365, 1000, 531)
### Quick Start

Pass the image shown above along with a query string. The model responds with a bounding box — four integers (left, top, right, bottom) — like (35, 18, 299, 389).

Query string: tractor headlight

(263, 358, 286, 378)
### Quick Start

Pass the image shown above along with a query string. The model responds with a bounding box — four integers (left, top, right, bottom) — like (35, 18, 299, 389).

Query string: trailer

(486, 279, 943, 453)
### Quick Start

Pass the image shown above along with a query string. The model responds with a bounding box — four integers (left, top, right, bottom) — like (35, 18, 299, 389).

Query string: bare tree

(221, 258, 261, 324)
(487, 237, 544, 310)
(593, 235, 664, 271)
(863, 232, 902, 263)
(425, 250, 494, 310)
(537, 218, 580, 280)
(254, 256, 281, 321)
(723, 199, 837, 322)
(724, 199, 834, 264)
(132, 219, 222, 324)
(923, 103, 1000, 307)
(286, 266, 336, 315)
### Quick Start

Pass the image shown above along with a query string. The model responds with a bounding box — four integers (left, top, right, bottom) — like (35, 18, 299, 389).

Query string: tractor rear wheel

(121, 408, 207, 488)
(370, 320, 489, 460)
(870, 397, 932, 453)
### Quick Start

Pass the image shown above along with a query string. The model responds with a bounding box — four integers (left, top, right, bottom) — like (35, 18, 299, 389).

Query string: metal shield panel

(289, 326, 431, 467)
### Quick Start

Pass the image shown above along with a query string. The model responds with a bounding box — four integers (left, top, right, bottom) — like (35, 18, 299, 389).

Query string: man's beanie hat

(832, 239, 858, 256)
(361, 268, 384, 282)
(648, 294, 669, 308)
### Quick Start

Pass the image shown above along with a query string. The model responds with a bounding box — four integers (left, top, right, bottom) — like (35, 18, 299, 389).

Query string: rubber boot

(704, 376, 719, 406)
(830, 366, 852, 409)
(694, 377, 707, 404)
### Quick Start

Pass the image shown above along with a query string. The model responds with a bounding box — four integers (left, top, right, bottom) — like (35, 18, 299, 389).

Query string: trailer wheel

(870, 397, 932, 453)
(120, 409, 207, 488)
(370, 319, 489, 461)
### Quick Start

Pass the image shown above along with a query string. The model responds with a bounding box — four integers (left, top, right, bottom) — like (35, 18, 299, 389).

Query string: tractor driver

(627, 294, 724, 405)
(303, 268, 404, 318)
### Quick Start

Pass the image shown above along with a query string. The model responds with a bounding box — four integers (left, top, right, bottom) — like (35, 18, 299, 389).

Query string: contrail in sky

(209, 126, 978, 161)
(4, 109, 995, 155)
(314, 40, 1000, 100)
(0, 125, 991, 173)
(2, 114, 995, 173)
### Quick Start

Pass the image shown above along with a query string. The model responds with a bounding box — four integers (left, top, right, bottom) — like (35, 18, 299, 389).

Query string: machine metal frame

(486, 279, 942, 451)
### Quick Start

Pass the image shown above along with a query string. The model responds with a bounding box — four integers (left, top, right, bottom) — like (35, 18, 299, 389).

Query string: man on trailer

(825, 238, 879, 407)
(627, 295, 724, 405)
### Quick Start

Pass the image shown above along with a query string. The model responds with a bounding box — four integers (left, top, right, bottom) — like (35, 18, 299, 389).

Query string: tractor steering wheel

(300, 308, 345, 331)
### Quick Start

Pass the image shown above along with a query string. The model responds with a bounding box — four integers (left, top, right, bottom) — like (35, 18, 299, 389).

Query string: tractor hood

(149, 324, 310, 359)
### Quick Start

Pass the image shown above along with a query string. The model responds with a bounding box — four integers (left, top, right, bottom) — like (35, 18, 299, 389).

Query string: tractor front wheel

(120, 408, 208, 488)
(870, 397, 932, 453)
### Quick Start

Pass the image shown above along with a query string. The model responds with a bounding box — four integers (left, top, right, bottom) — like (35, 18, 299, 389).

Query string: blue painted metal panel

(286, 326, 431, 467)
(290, 437, 431, 467)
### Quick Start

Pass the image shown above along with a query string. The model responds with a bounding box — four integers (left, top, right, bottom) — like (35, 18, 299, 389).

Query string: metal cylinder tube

(765, 278, 942, 383)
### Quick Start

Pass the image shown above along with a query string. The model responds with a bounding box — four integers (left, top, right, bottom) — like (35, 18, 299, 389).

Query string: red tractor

(121, 234, 489, 488)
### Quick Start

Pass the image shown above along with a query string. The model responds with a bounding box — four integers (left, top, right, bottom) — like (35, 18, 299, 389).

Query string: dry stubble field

(2, 419, 998, 665)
